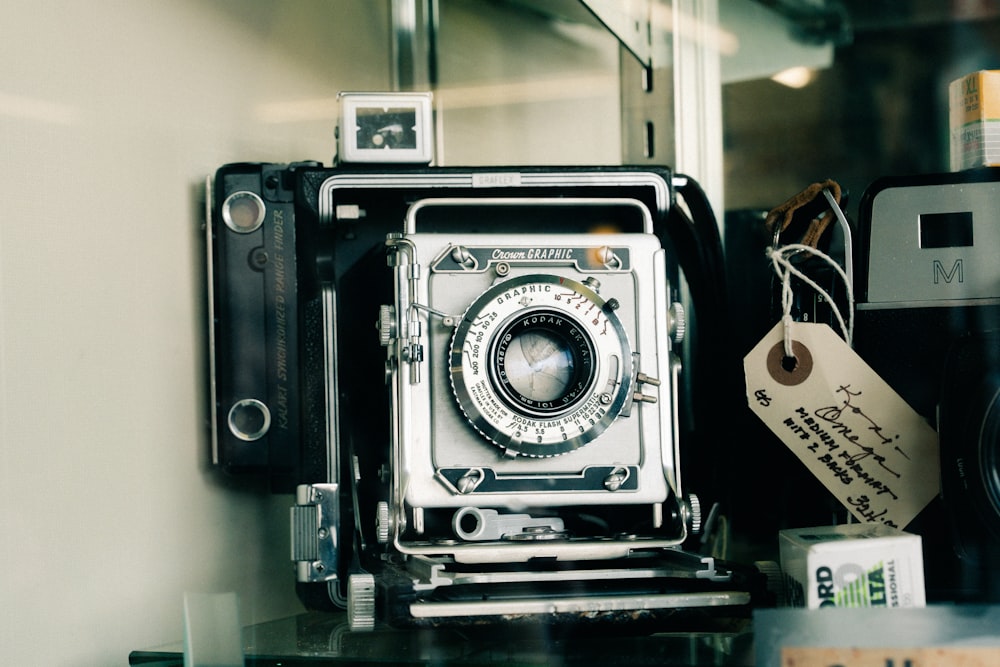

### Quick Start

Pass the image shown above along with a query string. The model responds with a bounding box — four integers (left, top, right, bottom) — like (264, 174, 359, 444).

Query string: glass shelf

(129, 611, 754, 666)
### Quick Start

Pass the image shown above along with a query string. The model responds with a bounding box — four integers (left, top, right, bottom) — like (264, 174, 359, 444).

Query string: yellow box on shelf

(950, 70, 1000, 170)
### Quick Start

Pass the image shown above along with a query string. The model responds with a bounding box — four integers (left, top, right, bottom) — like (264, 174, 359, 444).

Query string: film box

(778, 523, 926, 609)
(950, 70, 1000, 170)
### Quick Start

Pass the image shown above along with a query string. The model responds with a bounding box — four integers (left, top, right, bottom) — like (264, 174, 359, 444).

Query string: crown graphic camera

(207, 93, 760, 628)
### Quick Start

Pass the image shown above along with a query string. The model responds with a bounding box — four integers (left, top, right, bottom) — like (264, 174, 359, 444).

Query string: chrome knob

(668, 302, 686, 345)
(348, 573, 376, 632)
(377, 305, 395, 347)
(686, 493, 702, 535)
(376, 501, 391, 544)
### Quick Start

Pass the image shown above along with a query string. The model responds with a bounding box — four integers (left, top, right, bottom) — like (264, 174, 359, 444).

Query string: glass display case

(123, 0, 1000, 661)
(5, 1, 1000, 665)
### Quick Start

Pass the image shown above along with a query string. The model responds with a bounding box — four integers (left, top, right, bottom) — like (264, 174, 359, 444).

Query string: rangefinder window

(355, 106, 418, 150)
(227, 398, 271, 442)
(337, 92, 433, 164)
(919, 211, 974, 248)
(221, 191, 265, 233)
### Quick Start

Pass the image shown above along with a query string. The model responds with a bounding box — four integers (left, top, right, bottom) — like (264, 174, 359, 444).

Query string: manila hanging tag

(744, 321, 940, 529)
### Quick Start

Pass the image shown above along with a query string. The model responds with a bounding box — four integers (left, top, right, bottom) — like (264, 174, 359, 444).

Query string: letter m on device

(933, 258, 963, 285)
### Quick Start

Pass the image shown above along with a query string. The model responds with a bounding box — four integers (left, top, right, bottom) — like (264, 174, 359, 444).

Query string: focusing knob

(376, 501, 391, 544)
(348, 573, 376, 632)
(686, 493, 702, 535)
(668, 302, 686, 345)
(377, 305, 396, 347)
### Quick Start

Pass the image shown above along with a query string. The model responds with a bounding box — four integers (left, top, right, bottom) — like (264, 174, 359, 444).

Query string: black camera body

(207, 148, 765, 627)
(939, 331, 1000, 546)
(854, 168, 1000, 599)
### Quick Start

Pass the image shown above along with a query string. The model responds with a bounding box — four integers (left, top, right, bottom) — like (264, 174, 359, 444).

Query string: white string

(767, 242, 854, 357)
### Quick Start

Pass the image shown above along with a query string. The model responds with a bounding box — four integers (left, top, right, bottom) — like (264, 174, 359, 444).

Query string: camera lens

(227, 398, 271, 441)
(222, 191, 266, 233)
(492, 309, 594, 415)
(978, 384, 1000, 518)
(450, 274, 633, 457)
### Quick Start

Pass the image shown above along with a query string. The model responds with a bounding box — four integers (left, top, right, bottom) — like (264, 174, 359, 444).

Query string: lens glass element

(492, 309, 594, 415)
(505, 330, 573, 401)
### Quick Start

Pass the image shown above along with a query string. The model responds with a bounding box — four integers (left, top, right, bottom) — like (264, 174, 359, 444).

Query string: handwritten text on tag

(744, 322, 940, 528)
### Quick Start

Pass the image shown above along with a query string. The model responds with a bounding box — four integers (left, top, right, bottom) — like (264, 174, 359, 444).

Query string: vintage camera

(939, 329, 1000, 582)
(855, 168, 1000, 600)
(208, 94, 760, 628)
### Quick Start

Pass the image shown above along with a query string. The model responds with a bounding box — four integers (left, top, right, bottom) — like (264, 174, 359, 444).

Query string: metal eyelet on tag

(766, 339, 813, 386)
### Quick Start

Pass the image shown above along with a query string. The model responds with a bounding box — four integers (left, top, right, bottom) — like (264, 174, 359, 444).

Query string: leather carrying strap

(765, 179, 842, 249)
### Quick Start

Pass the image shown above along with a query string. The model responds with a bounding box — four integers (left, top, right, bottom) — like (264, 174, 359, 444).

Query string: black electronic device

(855, 167, 1000, 601)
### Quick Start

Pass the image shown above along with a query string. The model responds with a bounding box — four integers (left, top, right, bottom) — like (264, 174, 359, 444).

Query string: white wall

(0, 2, 390, 664)
(437, 0, 621, 166)
(0, 2, 622, 664)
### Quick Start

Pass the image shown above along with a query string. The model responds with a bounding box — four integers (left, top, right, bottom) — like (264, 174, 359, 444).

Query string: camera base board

(362, 550, 765, 630)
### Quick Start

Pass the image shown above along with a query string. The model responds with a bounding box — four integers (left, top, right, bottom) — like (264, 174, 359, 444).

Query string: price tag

(744, 322, 939, 528)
